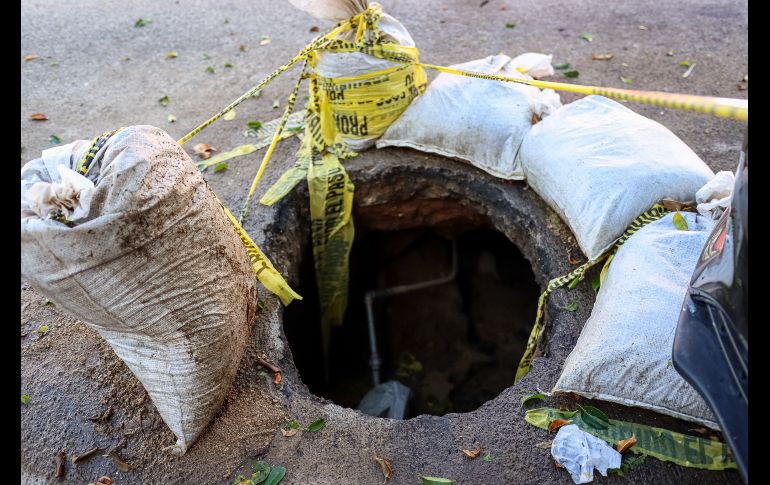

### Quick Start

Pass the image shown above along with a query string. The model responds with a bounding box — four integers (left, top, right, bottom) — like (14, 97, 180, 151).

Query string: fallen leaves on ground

(521, 392, 546, 407)
(309, 25, 319, 32)
(461, 445, 482, 459)
(223, 109, 236, 121)
(49, 135, 61, 145)
(21, 394, 30, 405)
(638, 25, 648, 30)
(167, 114, 177, 123)
(31, 113, 48, 121)
(673, 211, 689, 231)
(72, 447, 100, 464)
(563, 70, 579, 78)
(591, 54, 613, 61)
(194, 143, 215, 159)
(549, 418, 572, 432)
(616, 434, 637, 453)
(260, 35, 271, 46)
(564, 298, 578, 312)
(306, 417, 326, 432)
(96, 477, 112, 485)
(264, 465, 286, 485)
(24, 54, 39, 61)
(105, 452, 131, 472)
(159, 95, 169, 107)
(535, 441, 553, 449)
(580, 32, 593, 42)
(165, 51, 178, 59)
(682, 63, 696, 78)
(420, 476, 454, 484)
(619, 76, 633, 84)
(373, 452, 393, 482)
(134, 18, 151, 28)
(240, 44, 248, 52)
(55, 451, 66, 478)
(482, 453, 493, 462)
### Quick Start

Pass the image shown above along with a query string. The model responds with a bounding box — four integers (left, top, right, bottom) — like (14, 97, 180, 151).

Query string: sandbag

(518, 95, 715, 260)
(20, 126, 257, 454)
(293, 0, 426, 151)
(552, 211, 718, 428)
(377, 54, 561, 180)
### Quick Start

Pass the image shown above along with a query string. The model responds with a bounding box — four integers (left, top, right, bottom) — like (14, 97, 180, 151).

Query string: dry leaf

(559, 404, 569, 412)
(552, 458, 563, 468)
(638, 25, 648, 30)
(562, 392, 582, 402)
(461, 446, 482, 459)
(193, 143, 215, 159)
(30, 113, 48, 121)
(105, 452, 131, 472)
(223, 109, 236, 121)
(24, 54, 39, 61)
(616, 434, 637, 453)
(260, 36, 271, 46)
(55, 451, 66, 478)
(567, 250, 580, 265)
(239, 44, 247, 52)
(690, 427, 708, 434)
(309, 25, 320, 32)
(274, 372, 282, 385)
(682, 63, 696, 78)
(373, 452, 393, 482)
(281, 427, 298, 437)
(591, 54, 614, 61)
(72, 447, 100, 464)
(96, 477, 112, 485)
(548, 419, 571, 432)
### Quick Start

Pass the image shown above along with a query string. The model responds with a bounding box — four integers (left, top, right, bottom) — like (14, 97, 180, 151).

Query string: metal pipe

(364, 239, 458, 387)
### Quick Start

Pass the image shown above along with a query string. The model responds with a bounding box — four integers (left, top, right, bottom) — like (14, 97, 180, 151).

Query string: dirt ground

(21, 0, 747, 483)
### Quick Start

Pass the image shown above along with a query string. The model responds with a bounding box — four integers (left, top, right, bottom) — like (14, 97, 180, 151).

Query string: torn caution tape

(515, 204, 669, 382)
(525, 407, 736, 471)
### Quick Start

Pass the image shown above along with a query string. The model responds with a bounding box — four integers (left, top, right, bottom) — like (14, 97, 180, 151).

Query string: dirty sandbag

(551, 424, 621, 484)
(553, 211, 719, 428)
(696, 170, 735, 220)
(290, 0, 426, 151)
(20, 126, 257, 454)
(517, 95, 714, 261)
(377, 54, 561, 180)
(357, 380, 410, 419)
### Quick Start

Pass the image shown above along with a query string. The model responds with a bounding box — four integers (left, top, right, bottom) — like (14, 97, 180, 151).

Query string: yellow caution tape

(177, 1, 747, 315)
(515, 204, 669, 382)
(419, 63, 748, 122)
(525, 407, 735, 470)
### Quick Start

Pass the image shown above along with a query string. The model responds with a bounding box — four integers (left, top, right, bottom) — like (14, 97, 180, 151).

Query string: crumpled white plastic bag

(696, 170, 735, 220)
(551, 424, 622, 484)
(24, 164, 95, 221)
(510, 52, 555, 79)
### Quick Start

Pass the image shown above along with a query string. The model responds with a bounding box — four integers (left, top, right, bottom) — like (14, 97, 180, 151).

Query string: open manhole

(283, 191, 540, 418)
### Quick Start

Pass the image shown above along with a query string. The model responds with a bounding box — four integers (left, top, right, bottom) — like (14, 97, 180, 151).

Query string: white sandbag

(291, 0, 420, 151)
(20, 126, 257, 454)
(518, 95, 715, 260)
(553, 211, 718, 428)
(377, 54, 561, 180)
(696, 170, 735, 220)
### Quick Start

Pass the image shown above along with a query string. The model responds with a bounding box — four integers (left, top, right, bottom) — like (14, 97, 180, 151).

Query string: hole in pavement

(283, 206, 540, 418)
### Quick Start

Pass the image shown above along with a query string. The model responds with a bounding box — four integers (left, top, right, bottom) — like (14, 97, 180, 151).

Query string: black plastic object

(673, 132, 748, 482)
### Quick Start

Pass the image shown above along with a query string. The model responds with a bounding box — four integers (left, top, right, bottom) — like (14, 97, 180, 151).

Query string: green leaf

(567, 276, 582, 289)
(579, 405, 610, 429)
(619, 76, 633, 84)
(306, 417, 326, 432)
(159, 95, 170, 107)
(223, 109, 236, 121)
(610, 454, 646, 476)
(165, 51, 178, 59)
(21, 394, 30, 405)
(505, 23, 516, 29)
(263, 466, 286, 485)
(49, 134, 61, 145)
(580, 32, 593, 42)
(247, 121, 263, 131)
(206, 66, 215, 74)
(231, 475, 249, 485)
(202, 53, 211, 60)
(38, 325, 49, 333)
(43, 298, 53, 306)
(167, 114, 177, 123)
(284, 420, 300, 430)
(591, 273, 600, 293)
(251, 460, 271, 484)
(224, 62, 233, 68)
(482, 453, 493, 462)
(563, 70, 579, 78)
(521, 392, 546, 408)
(134, 18, 151, 28)
(257, 300, 266, 312)
(213, 162, 229, 173)
(564, 298, 578, 312)
(553, 62, 570, 70)
(679, 60, 690, 67)
(673, 211, 689, 231)
(420, 476, 454, 484)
